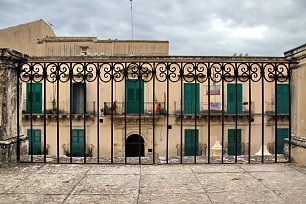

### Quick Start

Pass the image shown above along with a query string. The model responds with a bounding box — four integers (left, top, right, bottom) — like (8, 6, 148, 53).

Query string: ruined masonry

(0, 48, 27, 164)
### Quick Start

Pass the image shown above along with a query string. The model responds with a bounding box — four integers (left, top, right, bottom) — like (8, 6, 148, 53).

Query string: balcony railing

(174, 102, 255, 116)
(265, 102, 289, 117)
(102, 102, 166, 116)
(22, 101, 97, 115)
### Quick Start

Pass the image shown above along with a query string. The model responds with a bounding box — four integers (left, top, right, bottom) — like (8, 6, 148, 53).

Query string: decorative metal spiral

(85, 63, 98, 82)
(249, 63, 262, 82)
(210, 63, 222, 83)
(182, 63, 196, 83)
(99, 63, 112, 83)
(19, 60, 289, 85)
(195, 63, 208, 83)
(276, 63, 290, 83)
(46, 63, 58, 83)
(155, 62, 167, 82)
(237, 63, 249, 82)
(166, 62, 180, 83)
(112, 63, 125, 82)
(139, 62, 154, 82)
(263, 63, 276, 82)
(223, 63, 236, 82)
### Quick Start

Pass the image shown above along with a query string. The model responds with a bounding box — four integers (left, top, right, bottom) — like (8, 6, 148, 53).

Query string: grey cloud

(0, 0, 305, 56)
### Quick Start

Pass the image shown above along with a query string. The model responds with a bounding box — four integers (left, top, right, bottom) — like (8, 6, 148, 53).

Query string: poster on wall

(210, 102, 221, 110)
(206, 85, 220, 95)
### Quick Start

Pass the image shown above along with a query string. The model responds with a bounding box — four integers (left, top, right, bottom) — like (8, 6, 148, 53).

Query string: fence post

(0, 48, 28, 164)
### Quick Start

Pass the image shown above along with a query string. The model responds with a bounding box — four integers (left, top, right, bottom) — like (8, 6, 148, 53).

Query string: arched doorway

(126, 134, 145, 157)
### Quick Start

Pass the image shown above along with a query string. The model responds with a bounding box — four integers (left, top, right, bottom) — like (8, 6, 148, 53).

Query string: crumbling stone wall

(0, 48, 28, 164)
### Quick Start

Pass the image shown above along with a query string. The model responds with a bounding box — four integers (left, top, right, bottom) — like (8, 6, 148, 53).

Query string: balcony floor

(0, 163, 305, 203)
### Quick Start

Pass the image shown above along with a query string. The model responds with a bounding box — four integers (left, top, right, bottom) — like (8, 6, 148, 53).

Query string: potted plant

(101, 103, 110, 115)
(159, 107, 167, 115)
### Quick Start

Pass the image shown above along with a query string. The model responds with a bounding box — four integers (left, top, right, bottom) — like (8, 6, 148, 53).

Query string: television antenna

(130, 0, 134, 41)
(130, 0, 134, 55)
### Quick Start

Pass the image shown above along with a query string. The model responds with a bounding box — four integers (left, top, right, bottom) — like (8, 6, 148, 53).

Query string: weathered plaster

(0, 48, 28, 164)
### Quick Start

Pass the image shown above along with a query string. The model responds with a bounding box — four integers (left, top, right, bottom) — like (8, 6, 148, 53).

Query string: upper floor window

(80, 46, 89, 56)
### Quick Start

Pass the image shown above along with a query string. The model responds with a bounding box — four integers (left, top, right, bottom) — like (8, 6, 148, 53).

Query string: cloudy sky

(0, 0, 305, 56)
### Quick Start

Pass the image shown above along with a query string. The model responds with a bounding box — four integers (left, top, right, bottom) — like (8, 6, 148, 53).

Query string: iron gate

(16, 57, 291, 164)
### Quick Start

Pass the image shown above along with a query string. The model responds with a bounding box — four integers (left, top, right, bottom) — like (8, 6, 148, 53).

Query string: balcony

(22, 101, 96, 120)
(265, 102, 289, 120)
(174, 102, 255, 120)
(102, 102, 166, 118)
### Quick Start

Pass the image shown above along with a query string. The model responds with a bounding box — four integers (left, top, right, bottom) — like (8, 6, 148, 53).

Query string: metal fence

(17, 58, 291, 164)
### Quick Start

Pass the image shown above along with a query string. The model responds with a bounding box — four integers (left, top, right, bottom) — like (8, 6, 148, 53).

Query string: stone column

(0, 48, 28, 164)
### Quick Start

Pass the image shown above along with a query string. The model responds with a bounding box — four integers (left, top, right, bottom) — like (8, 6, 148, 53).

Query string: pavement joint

(2, 164, 46, 194)
(137, 166, 142, 204)
(237, 163, 288, 203)
(61, 165, 92, 204)
(190, 165, 213, 204)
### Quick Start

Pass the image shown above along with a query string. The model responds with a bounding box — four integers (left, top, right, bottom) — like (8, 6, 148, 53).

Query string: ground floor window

(228, 129, 242, 156)
(184, 129, 199, 156)
(27, 129, 41, 155)
(71, 129, 85, 156)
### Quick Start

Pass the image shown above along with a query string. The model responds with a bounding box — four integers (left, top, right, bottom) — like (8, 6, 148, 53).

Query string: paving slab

(64, 194, 138, 204)
(0, 164, 43, 176)
(0, 164, 44, 194)
(0, 163, 306, 204)
(196, 172, 263, 193)
(140, 173, 204, 194)
(6, 173, 82, 195)
(0, 194, 66, 204)
(0, 174, 25, 194)
(138, 193, 211, 204)
(191, 164, 243, 173)
(88, 165, 140, 175)
(36, 164, 91, 175)
(141, 165, 193, 175)
(275, 190, 306, 204)
(250, 170, 306, 191)
(239, 163, 294, 172)
(72, 174, 139, 195)
(287, 164, 306, 174)
(208, 190, 286, 204)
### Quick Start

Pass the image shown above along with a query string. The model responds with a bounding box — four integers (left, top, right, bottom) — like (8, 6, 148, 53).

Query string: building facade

(285, 44, 306, 165)
(1, 20, 290, 163)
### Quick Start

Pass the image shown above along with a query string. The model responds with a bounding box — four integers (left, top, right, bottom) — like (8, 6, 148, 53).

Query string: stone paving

(0, 163, 306, 203)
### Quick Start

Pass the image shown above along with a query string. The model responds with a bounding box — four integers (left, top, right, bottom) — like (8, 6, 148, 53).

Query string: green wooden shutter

(126, 79, 144, 114)
(26, 83, 42, 114)
(71, 129, 85, 156)
(27, 129, 42, 155)
(277, 84, 289, 114)
(277, 128, 288, 154)
(227, 84, 242, 114)
(184, 83, 200, 114)
(184, 129, 199, 156)
(228, 129, 242, 156)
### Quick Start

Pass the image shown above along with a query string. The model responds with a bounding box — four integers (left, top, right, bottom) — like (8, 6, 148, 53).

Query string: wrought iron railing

(17, 58, 291, 164)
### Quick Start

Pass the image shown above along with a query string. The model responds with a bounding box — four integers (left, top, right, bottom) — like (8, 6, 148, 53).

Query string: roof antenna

(130, 0, 134, 55)
(130, 0, 134, 41)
